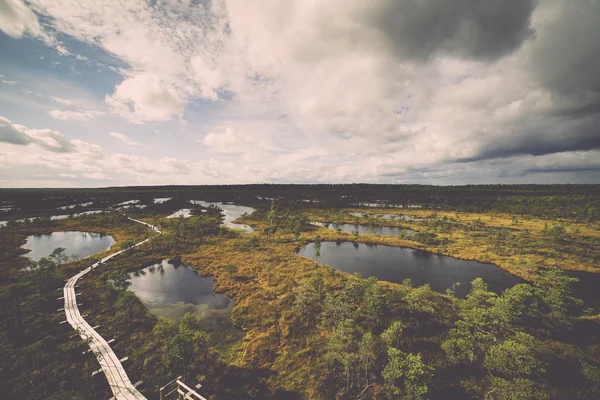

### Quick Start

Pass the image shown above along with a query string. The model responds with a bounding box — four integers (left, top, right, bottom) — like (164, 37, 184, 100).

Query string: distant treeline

(1, 184, 599, 221)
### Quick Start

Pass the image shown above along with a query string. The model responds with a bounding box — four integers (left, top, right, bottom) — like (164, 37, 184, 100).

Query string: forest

(0, 184, 599, 399)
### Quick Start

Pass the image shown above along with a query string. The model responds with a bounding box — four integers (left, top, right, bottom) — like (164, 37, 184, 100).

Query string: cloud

(108, 131, 139, 146)
(0, 116, 32, 145)
(0, 115, 74, 152)
(2, 0, 599, 186)
(203, 127, 250, 153)
(49, 96, 73, 105)
(0, 116, 114, 186)
(0, 78, 17, 86)
(82, 172, 110, 180)
(105, 74, 184, 123)
(48, 109, 105, 121)
(0, 0, 42, 38)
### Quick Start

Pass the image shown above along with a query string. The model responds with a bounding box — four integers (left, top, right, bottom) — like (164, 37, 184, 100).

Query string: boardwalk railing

(159, 377, 207, 400)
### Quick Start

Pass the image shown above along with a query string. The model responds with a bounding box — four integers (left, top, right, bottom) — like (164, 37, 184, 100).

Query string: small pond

(21, 231, 115, 262)
(190, 201, 255, 232)
(129, 259, 242, 343)
(296, 241, 523, 298)
(311, 222, 415, 236)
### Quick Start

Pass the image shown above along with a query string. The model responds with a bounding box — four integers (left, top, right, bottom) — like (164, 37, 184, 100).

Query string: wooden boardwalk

(62, 217, 160, 400)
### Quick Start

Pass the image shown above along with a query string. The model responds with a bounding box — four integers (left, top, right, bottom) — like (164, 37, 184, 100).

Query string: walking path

(62, 217, 160, 400)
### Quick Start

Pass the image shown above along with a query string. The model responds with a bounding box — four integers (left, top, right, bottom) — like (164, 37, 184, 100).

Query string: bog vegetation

(0, 185, 599, 399)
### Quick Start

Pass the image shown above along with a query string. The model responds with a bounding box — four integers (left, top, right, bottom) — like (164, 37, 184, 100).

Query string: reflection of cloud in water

(311, 221, 415, 236)
(166, 209, 193, 218)
(21, 231, 115, 262)
(190, 201, 255, 232)
(130, 260, 230, 309)
(150, 301, 237, 330)
(130, 259, 244, 346)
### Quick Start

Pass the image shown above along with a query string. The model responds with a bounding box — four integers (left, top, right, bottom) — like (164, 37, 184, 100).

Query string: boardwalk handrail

(176, 380, 208, 400)
(62, 217, 161, 399)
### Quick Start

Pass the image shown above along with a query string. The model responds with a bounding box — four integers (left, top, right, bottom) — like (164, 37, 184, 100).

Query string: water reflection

(21, 231, 115, 262)
(311, 222, 415, 236)
(129, 259, 231, 323)
(167, 209, 193, 218)
(296, 241, 523, 298)
(190, 201, 255, 232)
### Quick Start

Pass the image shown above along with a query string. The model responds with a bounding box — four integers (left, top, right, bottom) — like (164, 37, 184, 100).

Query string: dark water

(296, 242, 523, 298)
(22, 231, 115, 261)
(567, 271, 600, 309)
(129, 259, 231, 321)
(311, 222, 415, 236)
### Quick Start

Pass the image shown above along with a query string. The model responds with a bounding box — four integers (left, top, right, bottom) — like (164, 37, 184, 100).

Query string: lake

(311, 222, 415, 236)
(21, 231, 115, 262)
(190, 201, 255, 232)
(129, 259, 237, 333)
(296, 241, 523, 298)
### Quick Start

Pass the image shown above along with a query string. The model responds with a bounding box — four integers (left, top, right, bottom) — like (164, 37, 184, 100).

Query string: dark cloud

(461, 117, 600, 162)
(497, 0, 600, 166)
(0, 116, 33, 145)
(530, 0, 600, 97)
(456, 1, 600, 164)
(367, 0, 536, 60)
(527, 165, 600, 173)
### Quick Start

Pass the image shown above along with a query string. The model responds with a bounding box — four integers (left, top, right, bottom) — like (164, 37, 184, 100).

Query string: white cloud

(203, 127, 250, 153)
(0, 116, 112, 185)
(49, 109, 105, 121)
(49, 96, 73, 105)
(0, 0, 42, 38)
(105, 74, 184, 123)
(82, 172, 110, 180)
(108, 131, 139, 146)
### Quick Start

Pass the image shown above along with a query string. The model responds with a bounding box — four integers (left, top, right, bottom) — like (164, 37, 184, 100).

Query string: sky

(0, 0, 599, 188)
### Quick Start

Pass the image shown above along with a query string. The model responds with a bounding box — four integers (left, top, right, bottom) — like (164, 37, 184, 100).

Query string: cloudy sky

(0, 0, 599, 187)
